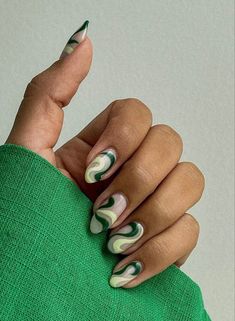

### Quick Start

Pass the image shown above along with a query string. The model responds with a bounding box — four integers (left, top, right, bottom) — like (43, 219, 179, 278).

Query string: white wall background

(0, 1, 234, 320)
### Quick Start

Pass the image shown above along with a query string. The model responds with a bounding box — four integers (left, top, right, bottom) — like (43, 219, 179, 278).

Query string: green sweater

(0, 144, 211, 321)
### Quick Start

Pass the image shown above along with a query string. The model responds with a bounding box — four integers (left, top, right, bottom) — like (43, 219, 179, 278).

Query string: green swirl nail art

(107, 221, 144, 254)
(90, 193, 127, 234)
(109, 261, 143, 288)
(85, 148, 117, 183)
(60, 20, 89, 58)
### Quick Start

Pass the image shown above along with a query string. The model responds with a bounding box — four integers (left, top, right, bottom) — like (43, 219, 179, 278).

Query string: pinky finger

(175, 250, 193, 268)
(109, 213, 199, 288)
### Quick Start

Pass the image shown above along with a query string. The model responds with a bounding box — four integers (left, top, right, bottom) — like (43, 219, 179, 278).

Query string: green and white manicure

(107, 221, 144, 254)
(60, 20, 89, 58)
(109, 261, 143, 288)
(85, 148, 117, 183)
(90, 193, 127, 234)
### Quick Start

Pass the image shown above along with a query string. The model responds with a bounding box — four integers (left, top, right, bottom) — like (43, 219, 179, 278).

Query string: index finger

(82, 98, 152, 183)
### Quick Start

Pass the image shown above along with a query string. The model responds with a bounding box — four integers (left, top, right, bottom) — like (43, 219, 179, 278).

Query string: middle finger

(90, 124, 183, 234)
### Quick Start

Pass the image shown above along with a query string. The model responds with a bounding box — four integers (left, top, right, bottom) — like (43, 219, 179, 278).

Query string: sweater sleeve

(0, 144, 211, 321)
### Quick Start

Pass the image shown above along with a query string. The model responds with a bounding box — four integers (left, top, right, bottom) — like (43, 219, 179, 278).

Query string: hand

(6, 21, 205, 288)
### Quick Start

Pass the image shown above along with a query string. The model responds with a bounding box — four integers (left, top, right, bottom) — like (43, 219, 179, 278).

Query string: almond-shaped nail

(85, 148, 117, 184)
(107, 221, 144, 254)
(90, 193, 127, 234)
(109, 261, 143, 288)
(60, 20, 89, 59)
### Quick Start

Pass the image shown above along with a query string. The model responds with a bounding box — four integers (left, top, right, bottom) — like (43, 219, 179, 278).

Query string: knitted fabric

(0, 144, 211, 321)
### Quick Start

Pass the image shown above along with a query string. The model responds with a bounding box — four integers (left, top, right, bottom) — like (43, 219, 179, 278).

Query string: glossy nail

(107, 221, 144, 254)
(109, 261, 143, 288)
(90, 193, 127, 234)
(60, 20, 89, 58)
(85, 148, 117, 183)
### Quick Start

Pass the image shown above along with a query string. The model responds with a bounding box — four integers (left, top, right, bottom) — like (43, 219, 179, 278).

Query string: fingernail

(90, 193, 127, 234)
(107, 221, 144, 254)
(109, 261, 143, 288)
(60, 20, 89, 58)
(85, 148, 117, 184)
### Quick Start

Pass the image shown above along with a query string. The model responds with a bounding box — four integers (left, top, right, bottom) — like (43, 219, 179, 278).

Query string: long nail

(90, 193, 127, 234)
(107, 221, 144, 254)
(60, 20, 89, 58)
(85, 148, 117, 184)
(109, 261, 143, 288)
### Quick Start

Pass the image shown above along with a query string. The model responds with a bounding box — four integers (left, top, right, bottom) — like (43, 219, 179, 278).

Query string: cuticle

(138, 260, 144, 272)
(93, 191, 128, 220)
(87, 146, 117, 167)
(93, 196, 107, 211)
(106, 146, 118, 159)
(119, 191, 129, 205)
(135, 220, 145, 232)
(113, 259, 144, 274)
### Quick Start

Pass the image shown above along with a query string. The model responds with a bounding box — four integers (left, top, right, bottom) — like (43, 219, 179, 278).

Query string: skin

(6, 36, 205, 288)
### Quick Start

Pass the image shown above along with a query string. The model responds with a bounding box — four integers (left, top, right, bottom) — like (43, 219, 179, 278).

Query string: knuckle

(117, 122, 138, 142)
(111, 99, 121, 106)
(24, 75, 42, 98)
(31, 73, 42, 84)
(105, 115, 142, 147)
(25, 72, 46, 98)
(30, 69, 51, 90)
(156, 124, 183, 152)
(117, 97, 146, 108)
(135, 165, 154, 185)
(115, 97, 142, 105)
(183, 214, 200, 243)
(111, 98, 152, 125)
(152, 197, 172, 222)
(151, 237, 171, 258)
(25, 73, 63, 107)
(124, 162, 156, 192)
(178, 162, 205, 192)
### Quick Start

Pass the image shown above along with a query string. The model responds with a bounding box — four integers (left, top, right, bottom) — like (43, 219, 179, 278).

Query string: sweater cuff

(0, 144, 211, 321)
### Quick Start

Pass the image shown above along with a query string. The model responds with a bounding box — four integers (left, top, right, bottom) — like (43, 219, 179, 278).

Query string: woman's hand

(6, 21, 205, 288)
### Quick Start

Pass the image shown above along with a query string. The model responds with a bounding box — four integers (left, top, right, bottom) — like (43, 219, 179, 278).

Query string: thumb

(6, 21, 92, 156)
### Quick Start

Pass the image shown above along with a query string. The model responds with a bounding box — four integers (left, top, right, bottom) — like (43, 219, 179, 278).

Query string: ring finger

(107, 161, 204, 254)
